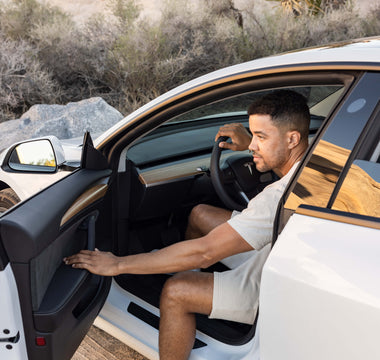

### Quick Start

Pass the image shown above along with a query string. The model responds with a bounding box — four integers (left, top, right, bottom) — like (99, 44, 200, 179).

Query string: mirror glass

(8, 140, 57, 173)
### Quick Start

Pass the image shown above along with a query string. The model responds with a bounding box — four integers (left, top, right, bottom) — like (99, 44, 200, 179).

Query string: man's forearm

(118, 239, 209, 275)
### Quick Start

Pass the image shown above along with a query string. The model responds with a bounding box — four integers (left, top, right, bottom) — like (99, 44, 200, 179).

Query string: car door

(0, 135, 112, 360)
(259, 72, 380, 359)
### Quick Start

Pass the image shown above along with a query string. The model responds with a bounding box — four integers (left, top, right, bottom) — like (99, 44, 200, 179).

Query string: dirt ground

(72, 326, 149, 360)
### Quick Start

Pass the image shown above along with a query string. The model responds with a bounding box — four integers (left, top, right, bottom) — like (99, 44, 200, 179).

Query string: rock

(0, 97, 124, 150)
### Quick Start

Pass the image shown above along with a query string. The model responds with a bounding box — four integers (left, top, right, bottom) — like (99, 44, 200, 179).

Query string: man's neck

(274, 145, 307, 178)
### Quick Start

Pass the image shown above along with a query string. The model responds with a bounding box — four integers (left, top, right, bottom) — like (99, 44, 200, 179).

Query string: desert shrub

(102, 0, 248, 113)
(233, 1, 380, 58)
(0, 0, 70, 41)
(0, 0, 379, 121)
(361, 3, 380, 36)
(265, 0, 351, 16)
(31, 18, 113, 101)
(0, 33, 60, 121)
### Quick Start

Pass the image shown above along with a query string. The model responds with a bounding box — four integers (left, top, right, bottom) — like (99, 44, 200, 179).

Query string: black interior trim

(34, 265, 100, 332)
(0, 237, 9, 270)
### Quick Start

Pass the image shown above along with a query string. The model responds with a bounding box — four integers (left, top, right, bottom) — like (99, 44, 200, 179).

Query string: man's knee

(187, 204, 232, 239)
(188, 204, 208, 229)
(160, 272, 192, 309)
(160, 272, 214, 315)
(186, 204, 211, 239)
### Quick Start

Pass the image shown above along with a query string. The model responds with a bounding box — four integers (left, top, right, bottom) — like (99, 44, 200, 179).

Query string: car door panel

(0, 168, 112, 360)
(260, 206, 380, 360)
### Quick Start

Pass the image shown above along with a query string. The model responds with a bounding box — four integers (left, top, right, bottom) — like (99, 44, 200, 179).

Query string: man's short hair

(248, 90, 310, 142)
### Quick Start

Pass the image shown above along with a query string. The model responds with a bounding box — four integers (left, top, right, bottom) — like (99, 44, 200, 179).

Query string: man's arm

(64, 222, 253, 276)
(215, 123, 252, 151)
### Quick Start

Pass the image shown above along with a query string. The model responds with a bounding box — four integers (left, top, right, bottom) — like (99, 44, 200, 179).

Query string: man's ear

(287, 131, 301, 149)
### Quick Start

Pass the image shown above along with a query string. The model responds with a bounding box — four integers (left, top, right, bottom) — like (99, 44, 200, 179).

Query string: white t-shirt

(210, 162, 299, 324)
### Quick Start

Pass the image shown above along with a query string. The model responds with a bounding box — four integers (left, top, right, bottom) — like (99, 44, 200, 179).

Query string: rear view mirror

(8, 139, 57, 173)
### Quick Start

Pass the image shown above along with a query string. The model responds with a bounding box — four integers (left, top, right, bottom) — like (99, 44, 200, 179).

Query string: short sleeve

(228, 184, 284, 250)
(227, 162, 299, 250)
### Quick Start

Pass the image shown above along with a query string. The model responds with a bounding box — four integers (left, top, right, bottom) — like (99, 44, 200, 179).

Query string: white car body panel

(0, 265, 28, 359)
(0, 136, 78, 201)
(0, 171, 70, 202)
(260, 213, 380, 360)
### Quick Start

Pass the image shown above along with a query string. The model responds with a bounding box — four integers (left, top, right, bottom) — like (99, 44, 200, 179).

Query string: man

(64, 90, 310, 360)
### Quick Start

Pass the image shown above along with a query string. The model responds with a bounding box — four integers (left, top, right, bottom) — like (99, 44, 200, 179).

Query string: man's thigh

(187, 204, 232, 239)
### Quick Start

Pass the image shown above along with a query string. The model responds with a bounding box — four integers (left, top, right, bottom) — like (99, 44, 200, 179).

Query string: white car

(0, 36, 379, 360)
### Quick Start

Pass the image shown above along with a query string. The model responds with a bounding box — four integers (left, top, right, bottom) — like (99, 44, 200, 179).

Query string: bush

(0, 34, 60, 119)
(0, 0, 70, 41)
(0, 0, 379, 121)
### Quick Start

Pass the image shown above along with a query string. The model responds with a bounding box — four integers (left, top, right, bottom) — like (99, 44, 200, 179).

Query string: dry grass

(0, 0, 379, 121)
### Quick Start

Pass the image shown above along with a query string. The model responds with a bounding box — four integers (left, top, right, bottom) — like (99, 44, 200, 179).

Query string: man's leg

(159, 271, 214, 360)
(185, 204, 232, 239)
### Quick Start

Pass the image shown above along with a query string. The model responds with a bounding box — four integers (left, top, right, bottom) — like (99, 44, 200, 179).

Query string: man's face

(248, 114, 290, 175)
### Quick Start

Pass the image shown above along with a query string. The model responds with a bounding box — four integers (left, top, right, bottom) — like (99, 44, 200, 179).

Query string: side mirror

(7, 137, 65, 173)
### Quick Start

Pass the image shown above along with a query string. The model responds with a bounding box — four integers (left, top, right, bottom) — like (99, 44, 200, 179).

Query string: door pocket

(31, 211, 99, 318)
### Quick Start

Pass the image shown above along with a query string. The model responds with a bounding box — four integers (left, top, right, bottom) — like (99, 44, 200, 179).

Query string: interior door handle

(87, 214, 96, 251)
(79, 212, 98, 251)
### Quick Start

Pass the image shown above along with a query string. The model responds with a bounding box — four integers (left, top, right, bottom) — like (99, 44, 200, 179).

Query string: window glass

(285, 139, 350, 209)
(332, 159, 380, 217)
(285, 73, 380, 211)
(170, 86, 341, 123)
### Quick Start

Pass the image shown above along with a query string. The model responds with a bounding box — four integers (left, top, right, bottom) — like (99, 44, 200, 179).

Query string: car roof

(95, 36, 380, 149)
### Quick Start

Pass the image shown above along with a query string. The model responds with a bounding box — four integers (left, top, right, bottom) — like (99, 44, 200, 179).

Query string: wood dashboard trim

(138, 152, 243, 186)
(138, 158, 207, 186)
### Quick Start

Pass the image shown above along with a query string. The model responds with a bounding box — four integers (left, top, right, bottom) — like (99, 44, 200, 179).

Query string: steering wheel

(210, 136, 263, 211)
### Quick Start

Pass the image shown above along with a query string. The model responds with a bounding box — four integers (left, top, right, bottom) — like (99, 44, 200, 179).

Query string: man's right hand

(215, 123, 252, 151)
(64, 249, 121, 276)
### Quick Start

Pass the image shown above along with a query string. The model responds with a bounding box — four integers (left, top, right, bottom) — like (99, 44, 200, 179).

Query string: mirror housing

(6, 136, 66, 173)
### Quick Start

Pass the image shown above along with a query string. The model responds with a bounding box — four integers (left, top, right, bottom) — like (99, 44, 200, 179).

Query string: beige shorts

(209, 243, 271, 324)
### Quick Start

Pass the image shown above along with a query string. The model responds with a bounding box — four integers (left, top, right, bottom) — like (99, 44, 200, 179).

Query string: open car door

(0, 134, 112, 360)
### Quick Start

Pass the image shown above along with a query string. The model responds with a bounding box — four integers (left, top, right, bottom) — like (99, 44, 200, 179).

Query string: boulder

(0, 97, 124, 150)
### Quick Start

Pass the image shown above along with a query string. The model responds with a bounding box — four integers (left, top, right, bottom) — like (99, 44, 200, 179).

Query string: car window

(128, 85, 342, 167)
(284, 73, 380, 211)
(169, 86, 341, 123)
(331, 105, 380, 219)
(331, 158, 380, 217)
